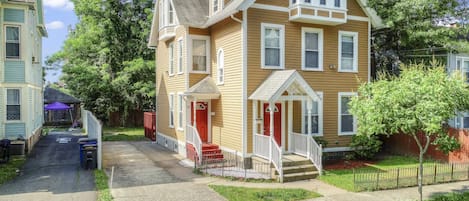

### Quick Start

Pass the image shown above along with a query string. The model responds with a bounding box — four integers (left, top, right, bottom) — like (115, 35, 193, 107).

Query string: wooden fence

(353, 163, 469, 191)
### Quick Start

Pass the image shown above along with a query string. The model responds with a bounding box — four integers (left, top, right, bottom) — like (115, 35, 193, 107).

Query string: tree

(368, 0, 469, 75)
(46, 0, 155, 124)
(349, 62, 469, 201)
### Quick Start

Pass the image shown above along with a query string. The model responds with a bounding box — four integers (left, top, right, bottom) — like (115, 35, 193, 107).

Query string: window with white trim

(159, 0, 175, 28)
(302, 92, 323, 135)
(334, 0, 340, 7)
(6, 26, 20, 59)
(7, 89, 20, 120)
(320, 0, 326, 5)
(338, 31, 358, 72)
(177, 93, 184, 130)
(177, 39, 183, 74)
(457, 58, 469, 83)
(302, 27, 323, 71)
(338, 92, 357, 135)
(217, 49, 224, 84)
(261, 23, 284, 69)
(191, 36, 210, 73)
(213, 0, 219, 13)
(168, 2, 174, 25)
(168, 42, 174, 75)
(169, 93, 174, 128)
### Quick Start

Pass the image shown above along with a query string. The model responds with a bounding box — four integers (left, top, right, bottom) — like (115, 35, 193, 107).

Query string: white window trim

(301, 92, 323, 136)
(338, 92, 357, 135)
(188, 35, 211, 74)
(338, 31, 358, 73)
(261, 23, 285, 69)
(5, 25, 21, 60)
(301, 27, 323, 71)
(217, 48, 224, 85)
(169, 93, 175, 128)
(6, 88, 21, 122)
(177, 92, 184, 131)
(168, 42, 174, 76)
(177, 38, 184, 74)
(211, 0, 223, 15)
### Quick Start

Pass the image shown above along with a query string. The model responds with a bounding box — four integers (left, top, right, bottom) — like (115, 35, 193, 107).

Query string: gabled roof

(44, 87, 81, 104)
(357, 0, 384, 29)
(185, 76, 220, 99)
(249, 70, 321, 103)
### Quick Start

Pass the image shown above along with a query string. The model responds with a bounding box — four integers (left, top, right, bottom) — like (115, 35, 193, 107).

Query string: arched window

(217, 49, 224, 85)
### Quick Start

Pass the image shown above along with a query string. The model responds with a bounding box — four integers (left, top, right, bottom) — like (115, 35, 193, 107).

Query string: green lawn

(209, 185, 321, 201)
(0, 156, 26, 186)
(428, 191, 469, 201)
(94, 170, 113, 201)
(102, 127, 146, 141)
(319, 155, 438, 192)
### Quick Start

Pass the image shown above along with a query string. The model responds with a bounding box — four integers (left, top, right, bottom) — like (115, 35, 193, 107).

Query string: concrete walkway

(0, 131, 97, 201)
(104, 141, 469, 201)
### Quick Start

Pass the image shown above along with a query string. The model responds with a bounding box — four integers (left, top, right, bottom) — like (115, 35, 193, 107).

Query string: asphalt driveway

(103, 141, 225, 201)
(0, 131, 97, 201)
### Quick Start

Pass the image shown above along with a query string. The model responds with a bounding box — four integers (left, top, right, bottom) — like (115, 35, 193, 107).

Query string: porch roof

(185, 76, 220, 99)
(248, 70, 320, 102)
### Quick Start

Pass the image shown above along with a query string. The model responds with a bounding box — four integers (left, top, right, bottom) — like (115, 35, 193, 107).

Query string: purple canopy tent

(44, 102, 73, 123)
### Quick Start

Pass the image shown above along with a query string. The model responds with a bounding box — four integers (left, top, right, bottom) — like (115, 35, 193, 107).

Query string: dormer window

(159, 0, 176, 29)
(169, 3, 174, 24)
(211, 0, 223, 15)
(213, 0, 219, 13)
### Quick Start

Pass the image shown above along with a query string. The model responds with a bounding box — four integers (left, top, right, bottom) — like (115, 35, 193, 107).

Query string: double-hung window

(169, 93, 174, 128)
(217, 49, 224, 85)
(334, 0, 341, 7)
(213, 0, 219, 13)
(168, 1, 174, 25)
(302, 28, 323, 71)
(7, 89, 20, 120)
(177, 93, 184, 130)
(457, 58, 469, 83)
(303, 92, 323, 135)
(338, 92, 357, 135)
(338, 31, 358, 72)
(168, 42, 174, 75)
(6, 26, 20, 59)
(261, 23, 284, 69)
(191, 36, 210, 73)
(177, 39, 183, 74)
(320, 0, 326, 5)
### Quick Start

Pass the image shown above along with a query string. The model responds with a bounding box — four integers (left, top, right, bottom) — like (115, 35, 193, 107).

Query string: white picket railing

(290, 132, 308, 157)
(186, 125, 202, 163)
(253, 133, 270, 159)
(271, 138, 283, 183)
(309, 136, 323, 175)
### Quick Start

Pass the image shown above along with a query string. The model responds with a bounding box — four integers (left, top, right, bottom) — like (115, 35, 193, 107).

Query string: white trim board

(323, 146, 353, 152)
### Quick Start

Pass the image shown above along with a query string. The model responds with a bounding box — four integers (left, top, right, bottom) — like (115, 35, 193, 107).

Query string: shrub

(350, 135, 382, 159)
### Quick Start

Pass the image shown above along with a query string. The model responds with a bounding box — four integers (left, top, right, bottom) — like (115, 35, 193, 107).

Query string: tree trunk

(413, 134, 431, 201)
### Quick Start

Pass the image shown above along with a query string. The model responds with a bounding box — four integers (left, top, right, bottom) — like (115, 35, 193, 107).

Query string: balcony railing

(289, 0, 347, 25)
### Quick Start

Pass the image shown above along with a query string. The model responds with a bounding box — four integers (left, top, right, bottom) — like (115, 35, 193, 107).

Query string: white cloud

(46, 21, 65, 30)
(44, 0, 74, 10)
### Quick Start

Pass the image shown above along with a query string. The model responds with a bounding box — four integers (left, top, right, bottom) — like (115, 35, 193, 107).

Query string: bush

(429, 191, 469, 201)
(350, 135, 382, 159)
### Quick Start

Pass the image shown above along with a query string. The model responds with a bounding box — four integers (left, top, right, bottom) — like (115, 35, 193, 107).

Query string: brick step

(203, 153, 224, 159)
(275, 164, 317, 175)
(202, 144, 219, 150)
(282, 171, 319, 182)
(202, 149, 222, 154)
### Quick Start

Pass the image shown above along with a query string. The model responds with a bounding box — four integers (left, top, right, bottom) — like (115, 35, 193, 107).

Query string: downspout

(230, 14, 243, 24)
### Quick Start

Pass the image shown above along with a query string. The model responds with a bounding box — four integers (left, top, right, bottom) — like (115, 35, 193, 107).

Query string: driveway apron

(103, 141, 225, 201)
(0, 131, 97, 201)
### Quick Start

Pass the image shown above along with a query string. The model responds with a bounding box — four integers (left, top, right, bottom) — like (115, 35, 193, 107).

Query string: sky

(43, 0, 77, 84)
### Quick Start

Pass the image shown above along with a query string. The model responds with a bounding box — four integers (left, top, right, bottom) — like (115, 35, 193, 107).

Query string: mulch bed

(324, 160, 375, 170)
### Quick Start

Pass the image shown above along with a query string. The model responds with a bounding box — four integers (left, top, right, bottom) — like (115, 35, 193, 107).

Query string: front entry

(191, 102, 208, 143)
(263, 103, 282, 146)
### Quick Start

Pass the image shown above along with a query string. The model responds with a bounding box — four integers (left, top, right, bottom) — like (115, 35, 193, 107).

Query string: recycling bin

(0, 139, 11, 163)
(78, 138, 97, 166)
(81, 144, 97, 169)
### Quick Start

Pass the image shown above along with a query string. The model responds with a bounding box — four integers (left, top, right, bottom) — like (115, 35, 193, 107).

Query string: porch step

(283, 171, 319, 182)
(202, 148, 222, 155)
(186, 143, 224, 163)
(275, 164, 317, 175)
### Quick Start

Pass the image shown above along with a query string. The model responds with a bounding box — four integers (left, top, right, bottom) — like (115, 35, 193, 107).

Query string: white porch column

(307, 97, 312, 157)
(269, 102, 274, 162)
(193, 98, 197, 127)
(252, 100, 258, 154)
(288, 99, 293, 152)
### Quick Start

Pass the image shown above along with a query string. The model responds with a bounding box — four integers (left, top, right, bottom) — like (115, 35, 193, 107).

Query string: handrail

(291, 132, 308, 156)
(186, 125, 203, 164)
(309, 136, 323, 175)
(253, 133, 270, 159)
(271, 138, 283, 183)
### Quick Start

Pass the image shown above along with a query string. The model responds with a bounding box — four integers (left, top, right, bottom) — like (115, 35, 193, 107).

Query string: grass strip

(209, 185, 321, 201)
(94, 170, 113, 201)
(428, 191, 469, 201)
(0, 156, 26, 186)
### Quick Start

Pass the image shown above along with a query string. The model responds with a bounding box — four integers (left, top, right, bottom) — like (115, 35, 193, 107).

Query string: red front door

(191, 102, 208, 143)
(264, 103, 282, 146)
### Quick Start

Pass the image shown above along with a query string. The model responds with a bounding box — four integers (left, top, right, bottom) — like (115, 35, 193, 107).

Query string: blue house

(0, 0, 47, 152)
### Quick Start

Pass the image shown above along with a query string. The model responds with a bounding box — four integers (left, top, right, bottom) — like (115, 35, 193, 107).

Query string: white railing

(271, 138, 283, 183)
(290, 0, 347, 10)
(291, 132, 308, 157)
(253, 133, 270, 159)
(309, 136, 323, 175)
(186, 125, 202, 163)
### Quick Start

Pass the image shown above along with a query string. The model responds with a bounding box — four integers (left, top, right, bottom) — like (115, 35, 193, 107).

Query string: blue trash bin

(78, 138, 97, 166)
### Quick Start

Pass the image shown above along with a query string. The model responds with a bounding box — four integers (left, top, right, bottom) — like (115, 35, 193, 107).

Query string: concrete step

(282, 159, 311, 167)
(282, 171, 319, 182)
(275, 164, 317, 175)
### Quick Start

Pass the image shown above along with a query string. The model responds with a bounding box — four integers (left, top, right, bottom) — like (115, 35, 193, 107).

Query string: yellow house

(148, 0, 382, 182)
